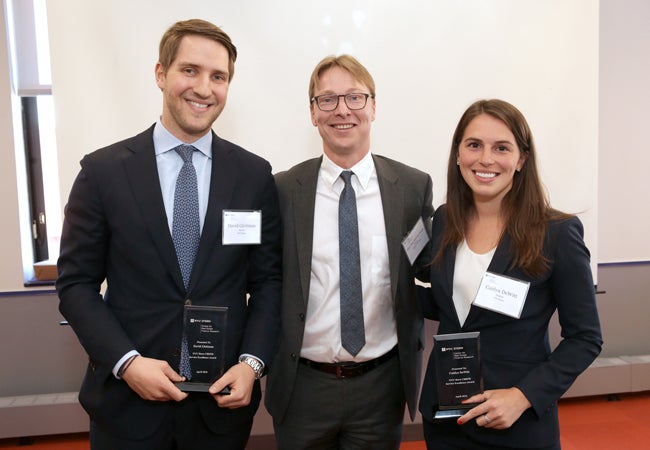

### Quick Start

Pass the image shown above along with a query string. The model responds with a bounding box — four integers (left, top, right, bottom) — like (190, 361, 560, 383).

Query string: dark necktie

(339, 171, 365, 356)
(172, 144, 200, 379)
(172, 145, 200, 290)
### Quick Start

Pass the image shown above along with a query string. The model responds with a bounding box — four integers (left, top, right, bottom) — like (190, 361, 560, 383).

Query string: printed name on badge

(472, 272, 530, 319)
(222, 210, 262, 245)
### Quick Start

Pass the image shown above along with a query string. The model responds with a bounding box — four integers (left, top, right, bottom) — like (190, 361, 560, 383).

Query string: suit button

(185, 299, 192, 306)
(290, 353, 297, 360)
(298, 313, 305, 321)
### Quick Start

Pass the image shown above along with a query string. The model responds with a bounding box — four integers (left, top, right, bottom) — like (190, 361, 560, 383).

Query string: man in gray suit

(265, 55, 434, 449)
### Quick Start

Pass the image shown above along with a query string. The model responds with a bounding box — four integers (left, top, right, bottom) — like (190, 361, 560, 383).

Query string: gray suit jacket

(265, 154, 434, 422)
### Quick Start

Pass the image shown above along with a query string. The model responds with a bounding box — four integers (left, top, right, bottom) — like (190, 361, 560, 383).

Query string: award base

(434, 408, 467, 421)
(433, 402, 479, 421)
(175, 382, 231, 395)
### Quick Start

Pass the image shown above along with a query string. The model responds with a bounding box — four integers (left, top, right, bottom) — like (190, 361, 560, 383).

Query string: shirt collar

(153, 119, 213, 159)
(321, 151, 375, 190)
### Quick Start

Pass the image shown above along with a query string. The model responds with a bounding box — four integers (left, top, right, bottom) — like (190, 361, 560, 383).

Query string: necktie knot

(175, 144, 195, 163)
(340, 170, 354, 186)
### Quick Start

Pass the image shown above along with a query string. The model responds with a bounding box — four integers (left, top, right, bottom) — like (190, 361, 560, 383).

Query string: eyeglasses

(310, 93, 374, 111)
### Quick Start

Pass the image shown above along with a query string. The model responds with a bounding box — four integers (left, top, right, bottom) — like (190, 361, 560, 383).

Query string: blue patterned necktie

(172, 145, 200, 291)
(339, 171, 365, 356)
(172, 144, 200, 379)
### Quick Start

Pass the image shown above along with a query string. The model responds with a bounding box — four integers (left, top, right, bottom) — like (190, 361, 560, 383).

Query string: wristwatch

(239, 355, 264, 379)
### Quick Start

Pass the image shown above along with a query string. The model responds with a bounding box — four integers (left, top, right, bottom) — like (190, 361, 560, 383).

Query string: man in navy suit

(56, 19, 281, 449)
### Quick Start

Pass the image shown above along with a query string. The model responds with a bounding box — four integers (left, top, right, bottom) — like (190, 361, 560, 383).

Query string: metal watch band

(239, 355, 263, 379)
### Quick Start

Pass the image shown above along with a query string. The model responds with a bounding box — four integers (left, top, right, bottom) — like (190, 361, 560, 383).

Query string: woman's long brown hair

(434, 99, 570, 277)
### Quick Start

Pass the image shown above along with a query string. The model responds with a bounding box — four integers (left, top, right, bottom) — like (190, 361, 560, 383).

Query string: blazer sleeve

(418, 206, 446, 321)
(515, 217, 602, 416)
(56, 157, 136, 380)
(239, 164, 283, 368)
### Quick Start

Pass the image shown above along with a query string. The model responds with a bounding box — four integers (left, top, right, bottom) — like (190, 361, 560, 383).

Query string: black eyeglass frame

(310, 93, 375, 111)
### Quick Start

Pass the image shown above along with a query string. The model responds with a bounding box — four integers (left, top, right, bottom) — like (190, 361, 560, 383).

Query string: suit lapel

(293, 158, 321, 307)
(123, 126, 185, 292)
(190, 133, 236, 290)
(441, 243, 464, 329)
(486, 232, 513, 275)
(374, 156, 404, 302)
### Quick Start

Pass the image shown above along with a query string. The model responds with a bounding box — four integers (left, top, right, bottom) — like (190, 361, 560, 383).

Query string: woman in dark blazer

(419, 99, 602, 449)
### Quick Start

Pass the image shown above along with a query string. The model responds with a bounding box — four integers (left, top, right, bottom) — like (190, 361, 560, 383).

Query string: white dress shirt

(300, 152, 397, 363)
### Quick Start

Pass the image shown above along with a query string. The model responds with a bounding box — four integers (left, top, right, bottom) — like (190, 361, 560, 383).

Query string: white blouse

(452, 240, 496, 326)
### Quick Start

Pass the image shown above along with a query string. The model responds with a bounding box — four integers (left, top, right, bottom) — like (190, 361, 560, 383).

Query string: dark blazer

(56, 125, 282, 440)
(264, 154, 434, 422)
(419, 205, 602, 448)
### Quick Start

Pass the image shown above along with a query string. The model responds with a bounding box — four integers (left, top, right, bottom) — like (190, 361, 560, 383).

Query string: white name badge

(402, 217, 431, 265)
(222, 210, 262, 245)
(472, 272, 530, 319)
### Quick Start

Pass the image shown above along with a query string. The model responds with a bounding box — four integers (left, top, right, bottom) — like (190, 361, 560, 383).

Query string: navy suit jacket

(56, 125, 282, 439)
(419, 205, 602, 448)
(265, 155, 434, 422)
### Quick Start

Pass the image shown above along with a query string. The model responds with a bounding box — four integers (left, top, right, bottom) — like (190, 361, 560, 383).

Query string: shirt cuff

(113, 350, 140, 379)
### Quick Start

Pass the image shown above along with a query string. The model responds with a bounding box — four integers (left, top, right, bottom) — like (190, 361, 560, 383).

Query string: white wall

(7, 0, 626, 289)
(46, 0, 599, 272)
(598, 0, 650, 263)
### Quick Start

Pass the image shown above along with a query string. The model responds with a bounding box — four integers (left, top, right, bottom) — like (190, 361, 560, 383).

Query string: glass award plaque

(175, 305, 230, 394)
(433, 331, 483, 420)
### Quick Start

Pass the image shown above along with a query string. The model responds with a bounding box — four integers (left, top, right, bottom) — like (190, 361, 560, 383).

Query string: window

(5, 0, 61, 283)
